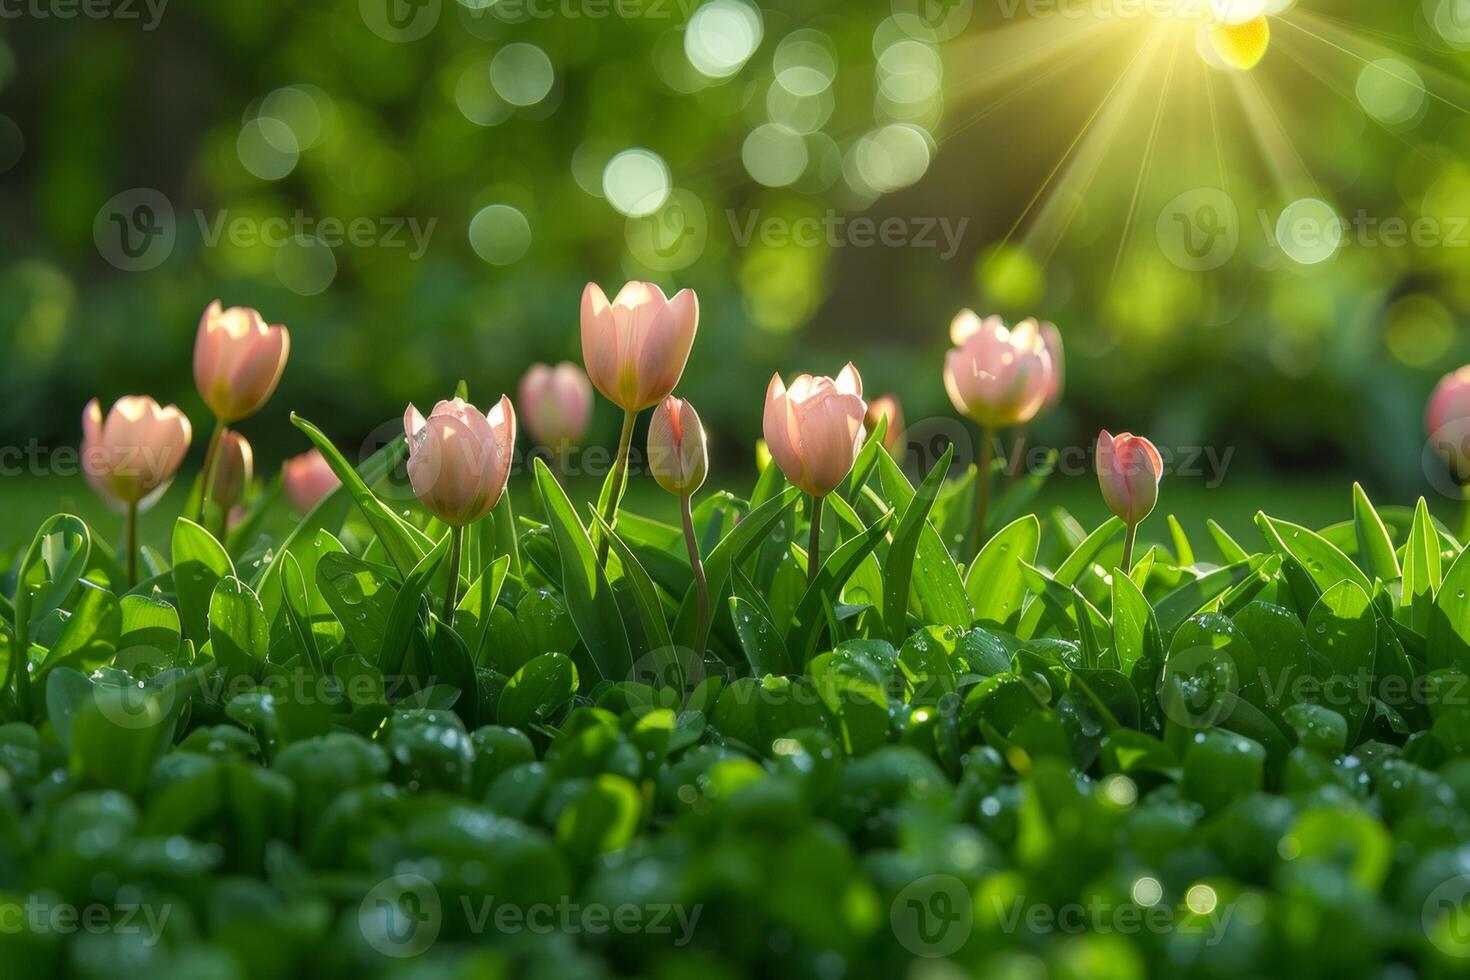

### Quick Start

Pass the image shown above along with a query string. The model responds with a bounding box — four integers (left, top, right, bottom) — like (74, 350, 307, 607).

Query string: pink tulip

(943, 311, 1055, 429)
(764, 363, 868, 498)
(193, 300, 291, 423)
(212, 431, 253, 510)
(518, 362, 593, 452)
(865, 394, 905, 453)
(283, 448, 340, 514)
(648, 396, 708, 497)
(1096, 430, 1163, 525)
(404, 396, 516, 527)
(580, 281, 699, 411)
(81, 396, 192, 509)
(1039, 321, 1065, 413)
(1427, 366, 1470, 479)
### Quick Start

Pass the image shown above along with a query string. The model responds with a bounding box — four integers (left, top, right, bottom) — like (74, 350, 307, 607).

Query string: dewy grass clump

(7, 290, 1470, 978)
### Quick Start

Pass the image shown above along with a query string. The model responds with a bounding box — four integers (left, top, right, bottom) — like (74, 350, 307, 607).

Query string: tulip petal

(404, 403, 426, 446)
(581, 282, 623, 406)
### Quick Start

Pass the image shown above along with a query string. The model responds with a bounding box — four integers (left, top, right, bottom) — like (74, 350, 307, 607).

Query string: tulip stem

(807, 494, 824, 586)
(196, 419, 226, 528)
(125, 500, 138, 588)
(972, 425, 995, 557)
(596, 409, 638, 567)
(1122, 521, 1138, 575)
(681, 495, 710, 655)
(442, 525, 464, 629)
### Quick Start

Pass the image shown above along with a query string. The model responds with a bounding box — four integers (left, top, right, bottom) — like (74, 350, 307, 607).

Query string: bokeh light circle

(455, 62, 512, 126)
(773, 30, 836, 96)
(274, 235, 337, 296)
(1276, 198, 1343, 265)
(851, 124, 931, 194)
(237, 118, 299, 181)
(878, 39, 942, 104)
(684, 0, 763, 80)
(490, 43, 554, 107)
(743, 124, 808, 187)
(766, 83, 834, 133)
(602, 149, 671, 217)
(1385, 295, 1455, 368)
(1356, 59, 1426, 125)
(468, 204, 532, 265)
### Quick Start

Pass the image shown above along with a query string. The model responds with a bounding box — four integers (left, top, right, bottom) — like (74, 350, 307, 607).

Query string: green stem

(1123, 521, 1138, 575)
(807, 494, 825, 586)
(972, 425, 995, 557)
(195, 418, 226, 526)
(125, 500, 138, 588)
(442, 525, 465, 628)
(681, 494, 710, 655)
(596, 408, 638, 567)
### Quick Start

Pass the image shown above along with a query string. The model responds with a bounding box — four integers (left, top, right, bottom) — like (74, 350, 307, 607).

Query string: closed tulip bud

(518, 362, 593, 452)
(648, 396, 708, 496)
(404, 396, 516, 527)
(1096, 430, 1163, 525)
(81, 396, 192, 510)
(943, 311, 1055, 429)
(211, 431, 253, 510)
(764, 363, 867, 498)
(581, 281, 699, 411)
(1427, 367, 1470, 481)
(283, 448, 340, 514)
(1038, 321, 1065, 413)
(194, 300, 290, 423)
(865, 394, 905, 453)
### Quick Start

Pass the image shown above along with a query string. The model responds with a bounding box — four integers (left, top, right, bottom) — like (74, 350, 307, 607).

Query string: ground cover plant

(7, 294, 1470, 980)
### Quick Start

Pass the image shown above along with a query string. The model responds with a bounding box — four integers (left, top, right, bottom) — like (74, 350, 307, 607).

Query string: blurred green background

(1, 0, 1469, 529)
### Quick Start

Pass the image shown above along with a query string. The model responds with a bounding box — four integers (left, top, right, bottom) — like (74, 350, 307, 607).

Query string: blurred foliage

(0, 0, 1469, 500)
